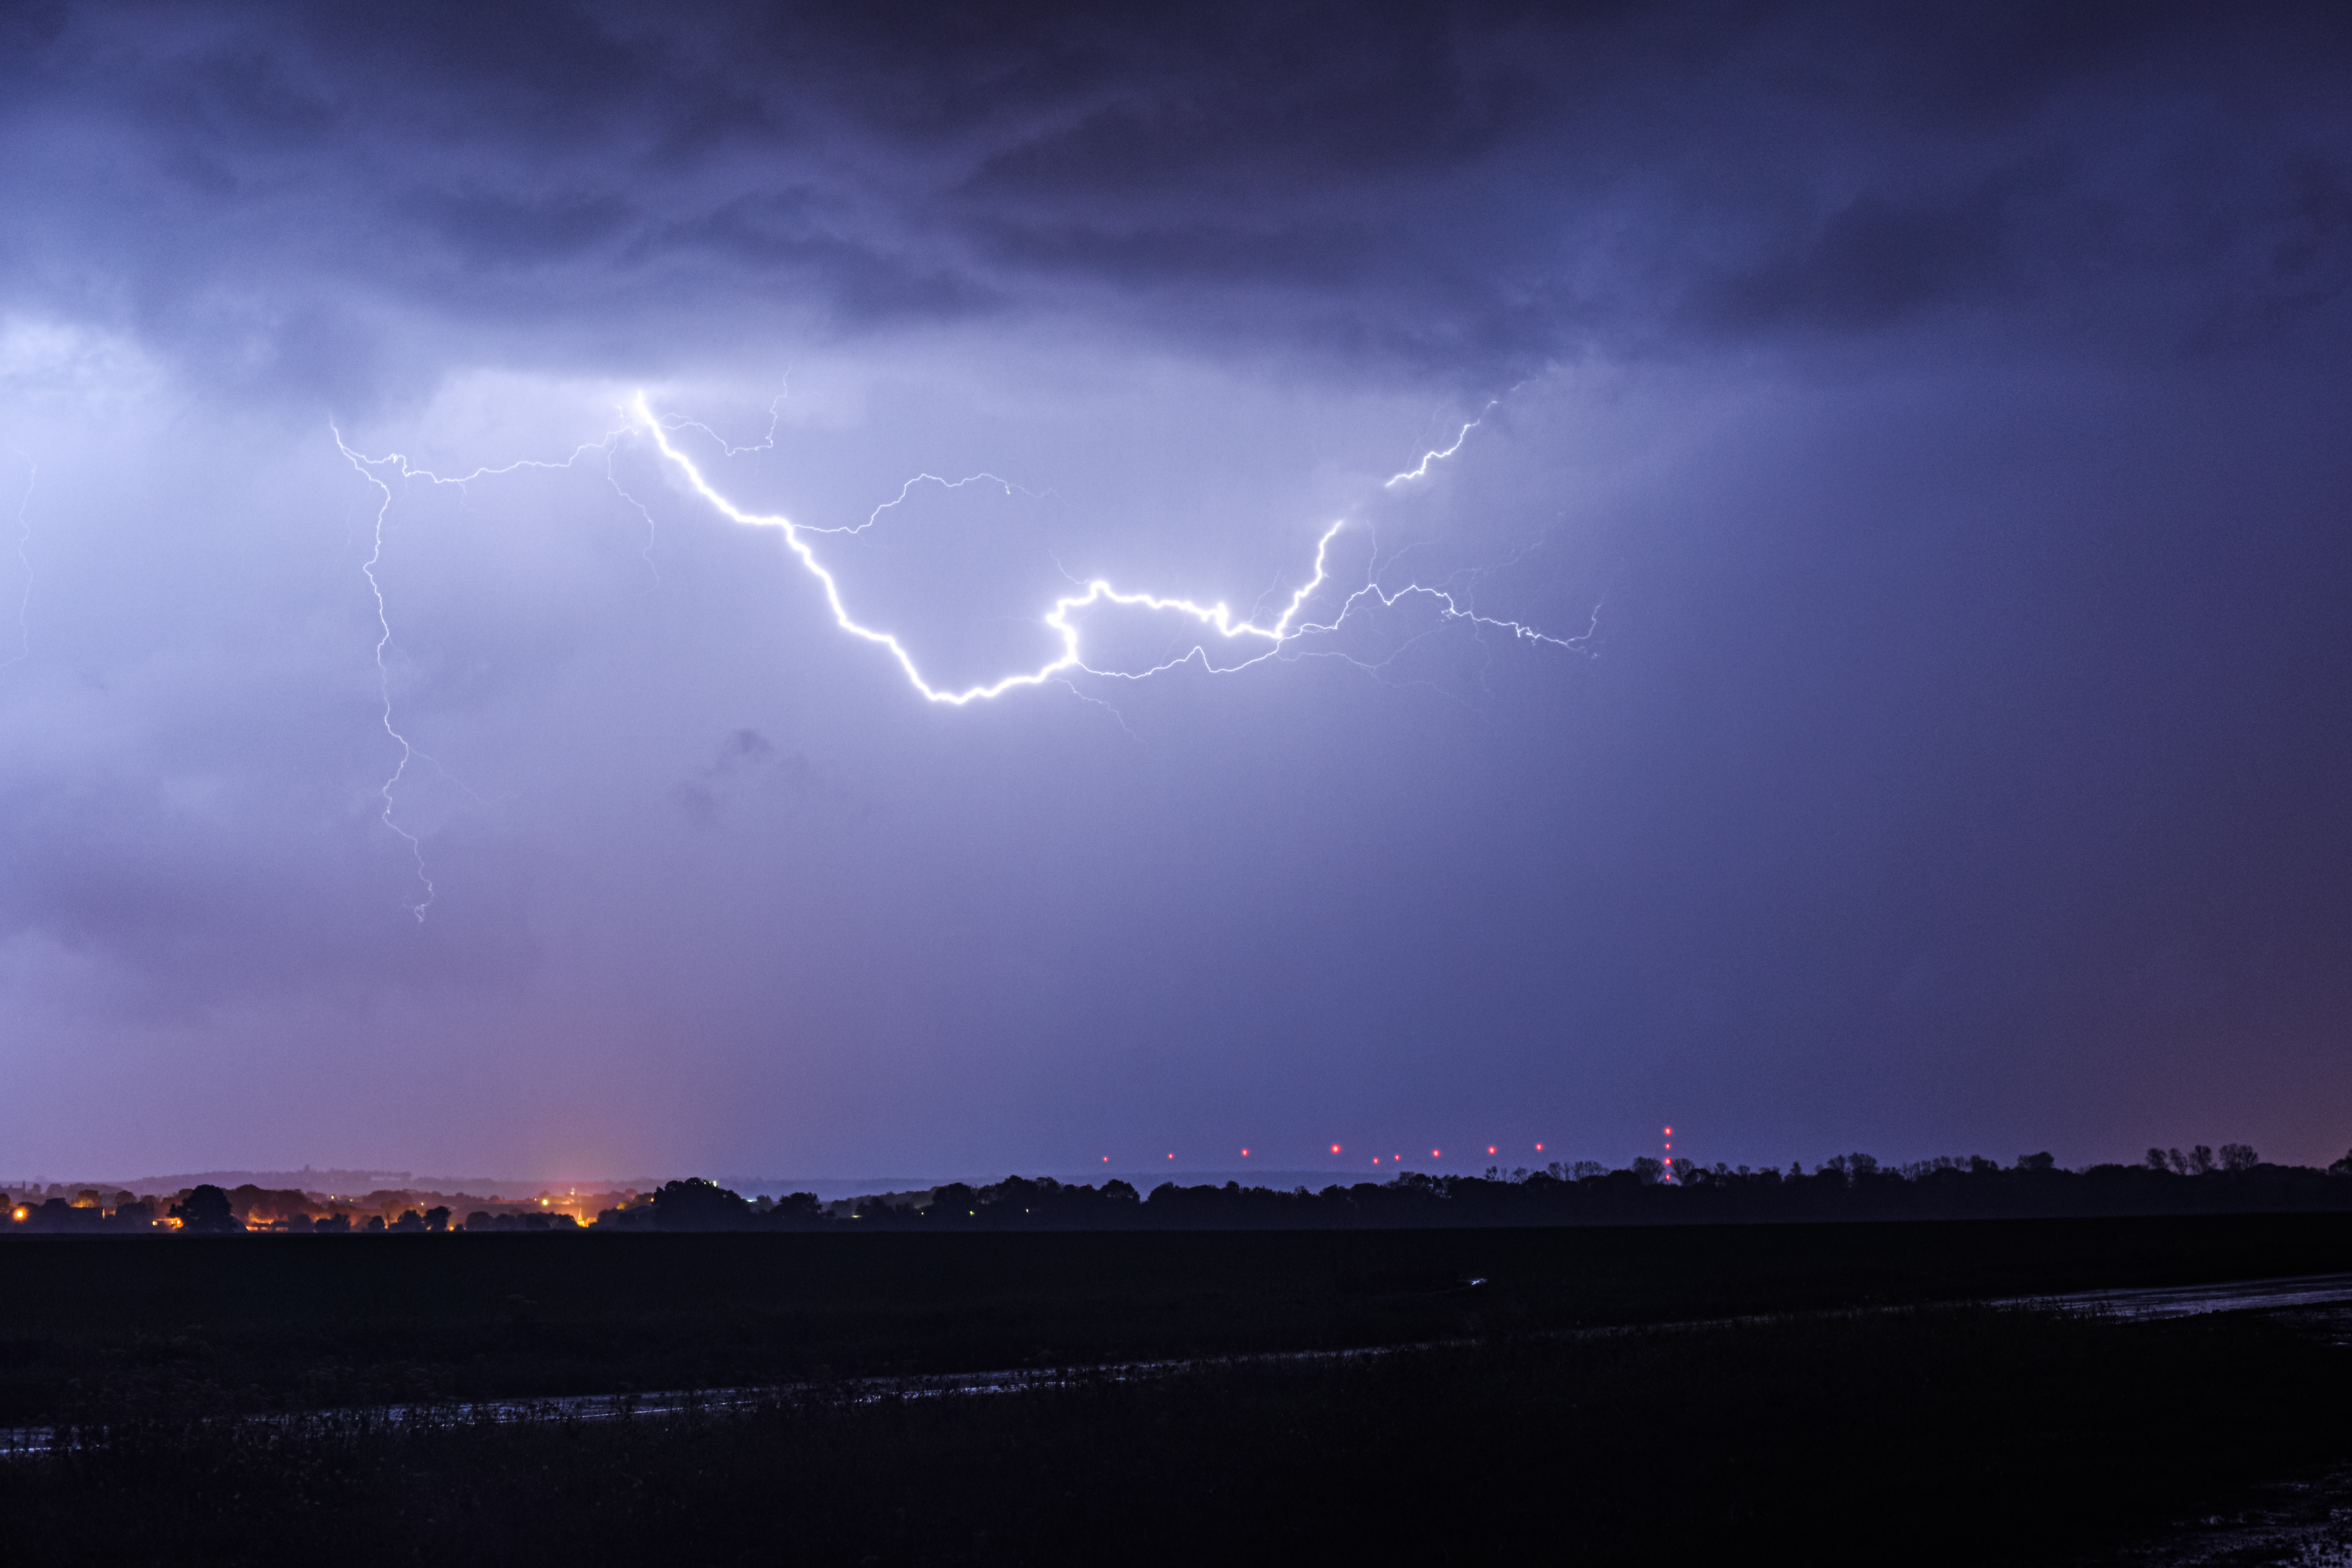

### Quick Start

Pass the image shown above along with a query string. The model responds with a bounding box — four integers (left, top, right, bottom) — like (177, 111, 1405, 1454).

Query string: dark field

(8, 1303, 2352, 1565)
(4, 1213, 2349, 1423)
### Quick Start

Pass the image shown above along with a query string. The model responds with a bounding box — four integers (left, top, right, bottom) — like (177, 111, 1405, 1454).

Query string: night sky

(2, 3, 2348, 1183)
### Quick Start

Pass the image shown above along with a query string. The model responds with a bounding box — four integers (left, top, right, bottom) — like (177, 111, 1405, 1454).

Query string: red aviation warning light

(1331, 1144, 1342, 1154)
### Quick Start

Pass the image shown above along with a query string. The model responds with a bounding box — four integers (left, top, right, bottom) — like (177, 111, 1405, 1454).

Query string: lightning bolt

(333, 388, 1585, 911)
(633, 390, 1583, 704)
(329, 421, 640, 918)
(844, 472, 1036, 538)
(661, 384, 788, 458)
(1384, 401, 1500, 488)
(638, 393, 1362, 703)
(334, 430, 437, 920)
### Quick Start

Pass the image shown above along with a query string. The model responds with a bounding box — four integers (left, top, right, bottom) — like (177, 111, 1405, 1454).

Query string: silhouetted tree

(650, 1178, 754, 1231)
(2145, 1148, 2171, 1173)
(593, 1200, 657, 1231)
(2219, 1143, 2259, 1172)
(2016, 1152, 2056, 1172)
(424, 1206, 451, 1231)
(170, 1184, 242, 1234)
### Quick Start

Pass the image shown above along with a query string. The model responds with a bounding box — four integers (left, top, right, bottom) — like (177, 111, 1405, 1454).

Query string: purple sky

(2, 3, 2349, 1183)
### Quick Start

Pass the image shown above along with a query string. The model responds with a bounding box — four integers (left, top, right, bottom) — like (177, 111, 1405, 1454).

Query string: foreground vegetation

(8, 1304, 2350, 1565)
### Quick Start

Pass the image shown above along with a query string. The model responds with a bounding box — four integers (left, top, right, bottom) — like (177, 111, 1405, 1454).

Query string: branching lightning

(638, 393, 1357, 704)
(633, 390, 1583, 705)
(330, 423, 640, 919)
(845, 471, 1034, 538)
(661, 386, 788, 458)
(335, 386, 1586, 912)
(334, 431, 437, 920)
(1385, 400, 1499, 488)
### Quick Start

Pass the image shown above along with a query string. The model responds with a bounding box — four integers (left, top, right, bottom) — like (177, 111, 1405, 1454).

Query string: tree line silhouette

(608, 1144, 2352, 1231)
(10, 1145, 2348, 1234)
(776, 1144, 2352, 1231)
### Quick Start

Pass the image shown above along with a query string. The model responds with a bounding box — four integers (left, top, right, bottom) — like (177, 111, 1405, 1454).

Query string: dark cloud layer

(3, 2, 2347, 396)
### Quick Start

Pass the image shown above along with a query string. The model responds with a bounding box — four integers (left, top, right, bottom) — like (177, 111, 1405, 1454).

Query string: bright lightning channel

(1385, 401, 1499, 488)
(333, 390, 1586, 916)
(633, 391, 1584, 707)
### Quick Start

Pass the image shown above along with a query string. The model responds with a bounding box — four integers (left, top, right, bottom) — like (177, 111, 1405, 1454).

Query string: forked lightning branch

(338, 394, 1585, 913)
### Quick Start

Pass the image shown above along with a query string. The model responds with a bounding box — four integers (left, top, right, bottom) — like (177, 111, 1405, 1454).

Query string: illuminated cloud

(0, 5, 2345, 1180)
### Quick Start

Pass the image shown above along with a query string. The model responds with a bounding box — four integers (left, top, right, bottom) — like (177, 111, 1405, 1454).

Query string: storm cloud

(3, 3, 2345, 388)
(0, 3, 2347, 1182)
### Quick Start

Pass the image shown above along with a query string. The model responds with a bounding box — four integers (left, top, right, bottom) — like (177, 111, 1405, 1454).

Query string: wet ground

(2106, 1459, 2352, 1568)
(2023, 1274, 2352, 1323)
(2093, 1301, 2352, 1567)
(13, 1270, 2352, 1462)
